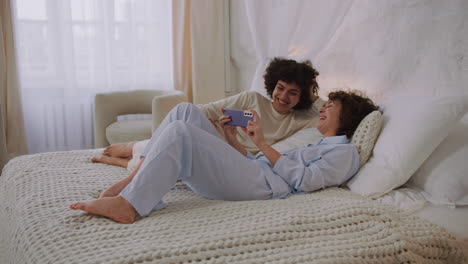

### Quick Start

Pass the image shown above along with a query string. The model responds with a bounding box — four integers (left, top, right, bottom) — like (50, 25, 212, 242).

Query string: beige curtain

(172, 0, 227, 105)
(0, 0, 27, 170)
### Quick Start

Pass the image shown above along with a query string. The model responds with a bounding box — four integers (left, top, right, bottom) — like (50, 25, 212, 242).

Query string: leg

(98, 102, 213, 196)
(103, 141, 136, 158)
(71, 120, 269, 223)
(90, 141, 137, 168)
(99, 157, 145, 198)
(139, 103, 219, 157)
(91, 155, 129, 168)
(120, 121, 272, 217)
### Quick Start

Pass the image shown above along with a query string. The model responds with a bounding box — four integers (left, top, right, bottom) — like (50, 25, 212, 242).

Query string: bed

(2, 94, 468, 263)
(0, 148, 466, 264)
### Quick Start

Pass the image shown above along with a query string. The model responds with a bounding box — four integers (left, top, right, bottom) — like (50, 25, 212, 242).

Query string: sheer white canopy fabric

(12, 0, 173, 153)
(230, 0, 468, 102)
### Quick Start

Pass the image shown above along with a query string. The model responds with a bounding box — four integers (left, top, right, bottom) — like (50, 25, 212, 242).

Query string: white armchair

(94, 89, 187, 148)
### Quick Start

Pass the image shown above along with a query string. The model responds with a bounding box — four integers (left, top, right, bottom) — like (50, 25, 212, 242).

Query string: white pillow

(347, 95, 468, 198)
(406, 119, 468, 207)
(351, 111, 383, 167)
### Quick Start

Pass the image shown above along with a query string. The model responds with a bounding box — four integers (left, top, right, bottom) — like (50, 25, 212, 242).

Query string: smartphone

(223, 109, 254, 127)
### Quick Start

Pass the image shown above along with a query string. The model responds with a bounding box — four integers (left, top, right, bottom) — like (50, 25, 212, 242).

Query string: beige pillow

(351, 110, 383, 167)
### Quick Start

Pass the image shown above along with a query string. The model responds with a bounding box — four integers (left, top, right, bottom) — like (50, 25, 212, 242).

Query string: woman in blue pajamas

(70, 90, 378, 224)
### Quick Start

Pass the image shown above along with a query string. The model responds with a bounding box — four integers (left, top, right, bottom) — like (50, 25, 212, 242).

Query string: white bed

(0, 149, 467, 264)
(2, 94, 468, 263)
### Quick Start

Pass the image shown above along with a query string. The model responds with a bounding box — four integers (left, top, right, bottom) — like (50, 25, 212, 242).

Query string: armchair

(94, 89, 187, 148)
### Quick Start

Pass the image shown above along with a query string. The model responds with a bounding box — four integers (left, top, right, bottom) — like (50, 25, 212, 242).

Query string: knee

(166, 120, 190, 135)
(174, 102, 198, 113)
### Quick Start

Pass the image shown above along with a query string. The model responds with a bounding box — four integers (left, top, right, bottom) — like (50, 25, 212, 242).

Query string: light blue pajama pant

(119, 103, 274, 216)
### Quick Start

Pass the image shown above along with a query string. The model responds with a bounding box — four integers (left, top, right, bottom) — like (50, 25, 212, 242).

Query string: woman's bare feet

(103, 142, 135, 158)
(91, 155, 129, 168)
(99, 177, 132, 198)
(70, 196, 137, 224)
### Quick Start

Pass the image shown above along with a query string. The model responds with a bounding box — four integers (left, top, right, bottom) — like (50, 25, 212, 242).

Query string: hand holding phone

(222, 109, 254, 127)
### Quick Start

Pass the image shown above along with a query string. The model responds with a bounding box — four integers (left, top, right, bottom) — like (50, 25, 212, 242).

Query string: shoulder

(242, 91, 265, 99)
(320, 141, 358, 156)
(238, 91, 270, 106)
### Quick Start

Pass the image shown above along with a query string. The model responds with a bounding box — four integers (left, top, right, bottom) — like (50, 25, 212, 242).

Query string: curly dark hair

(328, 90, 379, 138)
(263, 57, 320, 111)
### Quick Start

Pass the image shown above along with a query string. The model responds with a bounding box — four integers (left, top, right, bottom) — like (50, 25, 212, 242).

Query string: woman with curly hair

(71, 90, 378, 224)
(92, 57, 323, 170)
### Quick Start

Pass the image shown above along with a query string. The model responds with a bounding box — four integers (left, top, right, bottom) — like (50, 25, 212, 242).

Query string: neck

(319, 129, 337, 138)
(271, 103, 290, 115)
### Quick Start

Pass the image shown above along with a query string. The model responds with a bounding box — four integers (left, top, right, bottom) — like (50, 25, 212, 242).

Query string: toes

(70, 202, 86, 210)
(91, 157, 100, 163)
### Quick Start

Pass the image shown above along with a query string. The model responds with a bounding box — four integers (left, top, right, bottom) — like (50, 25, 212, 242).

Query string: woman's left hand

(243, 110, 266, 147)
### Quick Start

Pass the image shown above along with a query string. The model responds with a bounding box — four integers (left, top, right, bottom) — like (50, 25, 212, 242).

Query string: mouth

(276, 98, 289, 105)
(319, 115, 326, 121)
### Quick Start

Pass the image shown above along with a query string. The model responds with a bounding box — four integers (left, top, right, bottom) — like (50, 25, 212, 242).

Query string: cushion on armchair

(94, 89, 187, 147)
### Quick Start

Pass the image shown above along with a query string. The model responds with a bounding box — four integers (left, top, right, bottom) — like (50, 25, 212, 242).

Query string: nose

(319, 107, 324, 113)
(278, 91, 287, 99)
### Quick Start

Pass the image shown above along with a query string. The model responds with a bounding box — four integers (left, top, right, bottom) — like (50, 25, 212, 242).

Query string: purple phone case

(223, 109, 253, 127)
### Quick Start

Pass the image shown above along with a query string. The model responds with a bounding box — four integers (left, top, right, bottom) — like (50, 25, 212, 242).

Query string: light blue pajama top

(247, 135, 360, 199)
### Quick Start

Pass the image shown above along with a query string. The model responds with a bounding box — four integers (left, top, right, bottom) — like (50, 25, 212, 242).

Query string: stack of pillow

(347, 95, 468, 207)
(274, 94, 468, 208)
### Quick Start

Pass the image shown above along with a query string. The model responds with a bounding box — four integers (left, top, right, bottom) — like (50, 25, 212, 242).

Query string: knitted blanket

(0, 150, 466, 264)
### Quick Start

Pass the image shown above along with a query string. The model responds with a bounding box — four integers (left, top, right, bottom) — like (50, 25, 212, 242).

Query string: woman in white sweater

(92, 57, 324, 169)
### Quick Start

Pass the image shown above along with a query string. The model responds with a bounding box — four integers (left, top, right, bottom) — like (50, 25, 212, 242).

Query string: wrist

(226, 134, 238, 143)
(257, 141, 269, 150)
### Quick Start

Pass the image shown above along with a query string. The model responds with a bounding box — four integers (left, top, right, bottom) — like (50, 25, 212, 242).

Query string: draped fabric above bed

(0, 150, 466, 264)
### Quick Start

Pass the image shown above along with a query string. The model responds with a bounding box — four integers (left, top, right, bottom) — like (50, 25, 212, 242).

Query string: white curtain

(12, 0, 173, 154)
(1, 0, 28, 169)
(231, 0, 468, 102)
(230, 0, 353, 96)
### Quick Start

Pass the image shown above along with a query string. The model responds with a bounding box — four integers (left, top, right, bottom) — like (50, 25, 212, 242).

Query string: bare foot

(91, 155, 129, 168)
(70, 196, 137, 224)
(103, 142, 135, 158)
(99, 177, 132, 198)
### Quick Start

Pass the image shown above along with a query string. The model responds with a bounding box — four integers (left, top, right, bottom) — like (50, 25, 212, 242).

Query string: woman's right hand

(219, 108, 237, 141)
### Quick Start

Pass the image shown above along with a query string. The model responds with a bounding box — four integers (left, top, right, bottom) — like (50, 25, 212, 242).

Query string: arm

(199, 91, 255, 122)
(244, 110, 282, 165)
(272, 146, 359, 192)
(218, 109, 248, 156)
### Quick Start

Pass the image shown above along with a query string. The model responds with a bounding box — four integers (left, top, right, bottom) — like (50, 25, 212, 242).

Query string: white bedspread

(0, 150, 466, 264)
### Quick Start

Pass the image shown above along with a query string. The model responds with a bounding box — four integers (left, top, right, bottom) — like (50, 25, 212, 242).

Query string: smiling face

(317, 100, 342, 137)
(271, 80, 301, 114)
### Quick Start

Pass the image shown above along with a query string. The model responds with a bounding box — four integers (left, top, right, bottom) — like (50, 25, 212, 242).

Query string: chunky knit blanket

(0, 150, 466, 264)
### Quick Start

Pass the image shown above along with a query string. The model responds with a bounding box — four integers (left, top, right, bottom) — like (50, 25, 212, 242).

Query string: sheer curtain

(231, 0, 468, 101)
(12, 0, 173, 154)
(229, 0, 353, 96)
(1, 0, 28, 169)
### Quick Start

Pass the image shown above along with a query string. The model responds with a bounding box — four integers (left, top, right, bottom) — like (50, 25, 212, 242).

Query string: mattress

(0, 149, 467, 263)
